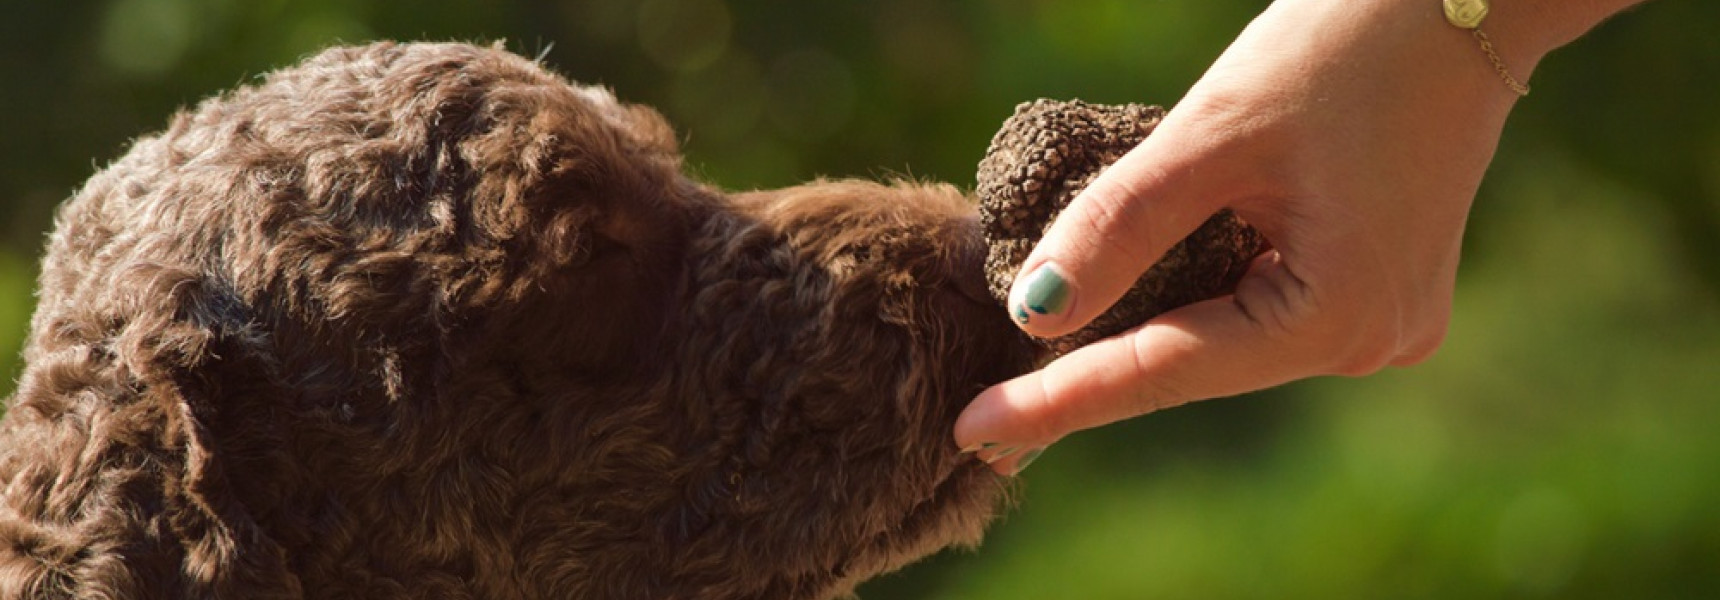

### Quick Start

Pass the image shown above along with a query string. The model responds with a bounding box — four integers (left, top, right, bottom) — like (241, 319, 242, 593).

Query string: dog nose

(948, 216, 999, 307)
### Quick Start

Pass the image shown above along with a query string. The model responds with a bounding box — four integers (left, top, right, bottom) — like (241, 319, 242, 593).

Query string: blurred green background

(3, 0, 1717, 597)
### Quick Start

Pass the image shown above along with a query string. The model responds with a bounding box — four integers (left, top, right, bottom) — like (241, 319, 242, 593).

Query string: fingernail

(1010, 447, 1045, 476)
(983, 445, 1021, 464)
(1016, 263, 1072, 321)
(959, 442, 999, 454)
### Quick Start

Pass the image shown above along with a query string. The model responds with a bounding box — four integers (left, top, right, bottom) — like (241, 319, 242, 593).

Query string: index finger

(957, 252, 1327, 472)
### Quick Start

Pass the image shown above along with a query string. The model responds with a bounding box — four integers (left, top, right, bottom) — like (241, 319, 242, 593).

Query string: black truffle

(977, 99, 1267, 354)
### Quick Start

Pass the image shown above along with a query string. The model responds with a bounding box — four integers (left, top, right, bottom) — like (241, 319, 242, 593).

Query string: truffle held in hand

(977, 99, 1267, 354)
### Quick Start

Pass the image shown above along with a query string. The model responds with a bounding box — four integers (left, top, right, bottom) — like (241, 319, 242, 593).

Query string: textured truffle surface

(977, 99, 1267, 353)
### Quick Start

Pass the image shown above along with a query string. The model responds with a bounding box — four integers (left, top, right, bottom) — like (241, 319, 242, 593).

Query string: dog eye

(849, 245, 874, 264)
(581, 234, 629, 264)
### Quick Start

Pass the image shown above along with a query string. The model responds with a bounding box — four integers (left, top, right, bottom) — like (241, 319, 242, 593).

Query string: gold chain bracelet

(1443, 0, 1531, 96)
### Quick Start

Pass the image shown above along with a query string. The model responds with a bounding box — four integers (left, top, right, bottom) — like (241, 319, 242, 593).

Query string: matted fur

(0, 42, 1037, 599)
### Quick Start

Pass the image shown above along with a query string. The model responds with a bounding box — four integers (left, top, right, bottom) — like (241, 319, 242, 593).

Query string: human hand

(954, 0, 1586, 474)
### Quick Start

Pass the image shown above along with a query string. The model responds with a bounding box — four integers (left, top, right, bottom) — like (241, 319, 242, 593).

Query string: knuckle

(1124, 334, 1195, 416)
(1233, 256, 1320, 342)
(1333, 300, 1452, 375)
(1062, 178, 1158, 264)
(1024, 384, 1071, 444)
(1391, 339, 1442, 367)
(1330, 335, 1399, 377)
(1015, 366, 1080, 444)
(1233, 258, 1407, 378)
(1322, 304, 1403, 377)
(1392, 310, 1453, 367)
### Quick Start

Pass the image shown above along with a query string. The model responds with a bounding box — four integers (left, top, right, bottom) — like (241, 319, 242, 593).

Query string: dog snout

(947, 216, 998, 307)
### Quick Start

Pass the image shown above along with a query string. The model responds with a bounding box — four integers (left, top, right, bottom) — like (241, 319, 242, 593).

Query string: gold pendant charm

(1443, 0, 1489, 29)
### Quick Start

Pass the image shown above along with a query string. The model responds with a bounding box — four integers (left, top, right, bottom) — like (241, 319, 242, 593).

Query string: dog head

(0, 42, 1037, 599)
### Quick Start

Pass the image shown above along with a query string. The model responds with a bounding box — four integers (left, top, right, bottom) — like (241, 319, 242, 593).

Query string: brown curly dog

(0, 42, 1038, 599)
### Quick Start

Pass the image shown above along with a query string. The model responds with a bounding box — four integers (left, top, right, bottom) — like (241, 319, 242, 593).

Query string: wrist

(1410, 0, 1649, 101)
(1482, 0, 1651, 71)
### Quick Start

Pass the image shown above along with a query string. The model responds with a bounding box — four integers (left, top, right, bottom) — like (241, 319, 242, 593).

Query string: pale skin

(955, 0, 1654, 474)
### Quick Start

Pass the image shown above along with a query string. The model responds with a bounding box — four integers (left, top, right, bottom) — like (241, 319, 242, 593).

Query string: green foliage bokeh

(2, 1, 1716, 597)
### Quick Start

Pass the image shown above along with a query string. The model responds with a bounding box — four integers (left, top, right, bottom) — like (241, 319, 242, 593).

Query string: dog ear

(167, 388, 306, 597)
(210, 45, 699, 363)
(111, 266, 306, 596)
(421, 71, 698, 369)
(0, 264, 303, 598)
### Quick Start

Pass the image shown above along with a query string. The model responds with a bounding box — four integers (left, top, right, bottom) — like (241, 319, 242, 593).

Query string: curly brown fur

(0, 42, 1037, 599)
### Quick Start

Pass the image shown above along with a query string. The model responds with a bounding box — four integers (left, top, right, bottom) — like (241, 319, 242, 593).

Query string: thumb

(1007, 112, 1238, 338)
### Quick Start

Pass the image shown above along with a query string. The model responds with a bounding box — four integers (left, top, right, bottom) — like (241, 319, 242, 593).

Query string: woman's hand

(953, 0, 1642, 474)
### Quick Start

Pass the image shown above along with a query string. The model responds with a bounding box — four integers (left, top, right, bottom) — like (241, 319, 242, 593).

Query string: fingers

(957, 252, 1332, 475)
(1006, 111, 1237, 338)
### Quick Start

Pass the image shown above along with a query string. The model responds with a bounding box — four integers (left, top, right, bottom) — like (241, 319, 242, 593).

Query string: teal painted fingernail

(1019, 264, 1071, 316)
(1011, 447, 1045, 476)
(1013, 304, 1030, 325)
